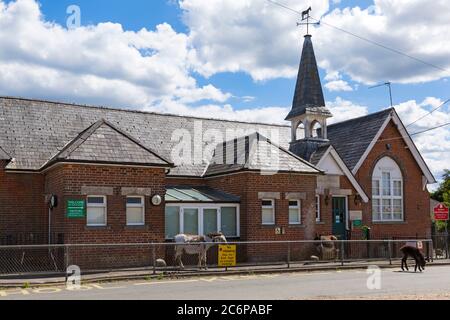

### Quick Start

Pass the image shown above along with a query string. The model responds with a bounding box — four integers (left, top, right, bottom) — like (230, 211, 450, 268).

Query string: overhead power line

(406, 98, 450, 128)
(410, 121, 450, 136)
(265, 0, 450, 74)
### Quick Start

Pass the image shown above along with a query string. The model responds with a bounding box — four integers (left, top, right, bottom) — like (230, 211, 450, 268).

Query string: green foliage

(435, 220, 448, 232)
(431, 170, 450, 232)
(431, 169, 450, 206)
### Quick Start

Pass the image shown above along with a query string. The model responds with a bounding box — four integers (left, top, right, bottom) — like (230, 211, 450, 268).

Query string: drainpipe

(48, 206, 52, 245)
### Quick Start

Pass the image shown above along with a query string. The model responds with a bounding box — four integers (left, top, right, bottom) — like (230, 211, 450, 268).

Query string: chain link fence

(0, 239, 433, 277)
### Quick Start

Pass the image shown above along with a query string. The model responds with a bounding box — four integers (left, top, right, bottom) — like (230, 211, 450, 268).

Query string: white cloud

(325, 80, 353, 92)
(394, 97, 450, 185)
(315, 0, 450, 84)
(180, 0, 450, 84)
(180, 0, 330, 81)
(146, 98, 289, 124)
(327, 97, 368, 123)
(0, 0, 230, 108)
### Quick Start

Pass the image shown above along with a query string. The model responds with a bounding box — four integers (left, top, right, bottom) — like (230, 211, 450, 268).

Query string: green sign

(352, 220, 363, 227)
(67, 200, 86, 218)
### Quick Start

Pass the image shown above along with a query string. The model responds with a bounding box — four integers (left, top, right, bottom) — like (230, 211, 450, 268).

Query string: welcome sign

(67, 200, 86, 218)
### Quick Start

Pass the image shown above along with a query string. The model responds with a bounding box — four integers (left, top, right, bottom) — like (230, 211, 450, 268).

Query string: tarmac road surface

(1, 265, 450, 300)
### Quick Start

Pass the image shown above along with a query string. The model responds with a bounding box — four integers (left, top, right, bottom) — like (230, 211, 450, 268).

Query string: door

(332, 197, 347, 240)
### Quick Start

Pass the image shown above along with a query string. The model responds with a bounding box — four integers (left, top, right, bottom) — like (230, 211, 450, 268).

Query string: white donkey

(174, 232, 227, 270)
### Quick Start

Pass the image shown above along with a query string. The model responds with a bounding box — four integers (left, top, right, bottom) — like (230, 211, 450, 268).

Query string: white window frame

(86, 195, 107, 227)
(261, 199, 275, 225)
(288, 200, 301, 225)
(126, 196, 145, 226)
(316, 195, 321, 223)
(372, 158, 404, 222)
(165, 204, 240, 239)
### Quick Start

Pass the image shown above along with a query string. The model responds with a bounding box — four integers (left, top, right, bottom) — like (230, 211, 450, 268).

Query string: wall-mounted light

(324, 195, 330, 206)
(354, 194, 362, 206)
(386, 143, 392, 150)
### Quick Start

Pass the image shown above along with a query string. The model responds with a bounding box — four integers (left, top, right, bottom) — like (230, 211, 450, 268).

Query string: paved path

(1, 265, 450, 300)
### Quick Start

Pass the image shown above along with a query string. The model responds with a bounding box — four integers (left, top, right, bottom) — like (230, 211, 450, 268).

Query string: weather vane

(297, 7, 320, 35)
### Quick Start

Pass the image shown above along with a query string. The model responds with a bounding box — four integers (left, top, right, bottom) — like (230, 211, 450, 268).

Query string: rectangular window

(316, 196, 321, 222)
(87, 196, 107, 226)
(165, 205, 239, 239)
(393, 199, 403, 220)
(289, 200, 301, 225)
(203, 208, 218, 235)
(221, 207, 237, 237)
(372, 180, 380, 196)
(372, 199, 381, 221)
(393, 180, 402, 196)
(262, 199, 275, 225)
(183, 208, 199, 235)
(126, 196, 145, 226)
(165, 206, 180, 239)
(382, 199, 392, 220)
(382, 172, 391, 196)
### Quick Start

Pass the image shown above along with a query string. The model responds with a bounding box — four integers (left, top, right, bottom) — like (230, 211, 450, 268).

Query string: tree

(431, 169, 450, 205)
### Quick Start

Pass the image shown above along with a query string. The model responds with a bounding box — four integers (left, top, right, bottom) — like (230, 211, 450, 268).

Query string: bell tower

(287, 32, 332, 160)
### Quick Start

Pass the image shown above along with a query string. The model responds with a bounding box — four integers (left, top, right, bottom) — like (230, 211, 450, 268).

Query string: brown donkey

(400, 245, 426, 272)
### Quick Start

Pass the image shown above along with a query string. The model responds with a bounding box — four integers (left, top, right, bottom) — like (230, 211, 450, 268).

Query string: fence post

(446, 233, 449, 260)
(64, 245, 69, 283)
(388, 241, 392, 265)
(152, 243, 156, 275)
(340, 241, 345, 266)
(287, 242, 291, 269)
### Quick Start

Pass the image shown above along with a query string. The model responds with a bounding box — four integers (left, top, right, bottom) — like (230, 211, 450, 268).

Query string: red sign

(434, 203, 449, 221)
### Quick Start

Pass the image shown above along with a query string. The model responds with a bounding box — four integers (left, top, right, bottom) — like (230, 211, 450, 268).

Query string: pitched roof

(0, 97, 429, 180)
(41, 119, 172, 169)
(166, 186, 240, 203)
(285, 35, 330, 120)
(324, 109, 393, 170)
(0, 97, 292, 174)
(204, 132, 321, 177)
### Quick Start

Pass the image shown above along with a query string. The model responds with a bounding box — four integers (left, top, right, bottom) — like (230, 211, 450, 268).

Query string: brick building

(0, 34, 436, 250)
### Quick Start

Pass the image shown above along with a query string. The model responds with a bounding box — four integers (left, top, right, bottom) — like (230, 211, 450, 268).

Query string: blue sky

(0, 0, 448, 181)
(18, 0, 447, 113)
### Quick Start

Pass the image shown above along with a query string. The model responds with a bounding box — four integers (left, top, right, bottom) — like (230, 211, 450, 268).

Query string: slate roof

(285, 35, 331, 120)
(204, 133, 321, 177)
(0, 96, 393, 176)
(324, 108, 393, 170)
(0, 97, 292, 175)
(166, 186, 240, 203)
(42, 119, 172, 169)
(0, 146, 10, 160)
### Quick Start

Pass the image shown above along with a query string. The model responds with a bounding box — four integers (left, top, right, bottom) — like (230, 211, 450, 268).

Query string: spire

(285, 35, 330, 121)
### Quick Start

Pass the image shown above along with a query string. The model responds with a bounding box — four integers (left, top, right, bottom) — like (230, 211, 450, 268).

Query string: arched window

(296, 122, 305, 140)
(372, 157, 403, 222)
(310, 121, 322, 138)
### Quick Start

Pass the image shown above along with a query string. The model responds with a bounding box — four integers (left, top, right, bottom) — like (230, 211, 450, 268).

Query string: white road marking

(134, 279, 198, 286)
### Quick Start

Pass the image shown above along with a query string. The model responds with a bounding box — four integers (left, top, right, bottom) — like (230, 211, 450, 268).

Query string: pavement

(1, 264, 450, 300)
(2, 258, 448, 287)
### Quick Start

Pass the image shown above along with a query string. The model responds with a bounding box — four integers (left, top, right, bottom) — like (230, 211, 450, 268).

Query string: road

(1, 265, 450, 300)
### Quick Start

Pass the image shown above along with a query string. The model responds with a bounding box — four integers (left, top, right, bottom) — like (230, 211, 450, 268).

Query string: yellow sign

(218, 244, 236, 267)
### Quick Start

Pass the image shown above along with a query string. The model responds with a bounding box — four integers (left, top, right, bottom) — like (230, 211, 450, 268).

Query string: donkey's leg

(175, 249, 185, 269)
(414, 257, 419, 272)
(402, 255, 408, 271)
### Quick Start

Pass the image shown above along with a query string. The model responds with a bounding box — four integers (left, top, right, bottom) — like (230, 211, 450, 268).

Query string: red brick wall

(0, 161, 47, 244)
(354, 120, 431, 238)
(44, 164, 167, 244)
(169, 172, 319, 246)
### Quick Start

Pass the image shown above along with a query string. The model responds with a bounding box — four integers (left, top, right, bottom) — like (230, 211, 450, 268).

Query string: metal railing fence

(0, 239, 433, 277)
